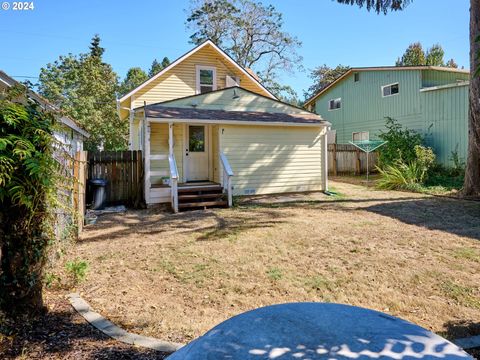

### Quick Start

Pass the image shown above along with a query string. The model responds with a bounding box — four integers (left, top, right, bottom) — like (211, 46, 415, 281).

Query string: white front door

(185, 125, 209, 181)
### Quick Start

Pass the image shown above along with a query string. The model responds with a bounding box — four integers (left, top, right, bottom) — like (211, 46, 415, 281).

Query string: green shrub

(414, 145, 436, 182)
(65, 259, 88, 284)
(376, 161, 424, 190)
(378, 117, 423, 167)
(266, 267, 282, 281)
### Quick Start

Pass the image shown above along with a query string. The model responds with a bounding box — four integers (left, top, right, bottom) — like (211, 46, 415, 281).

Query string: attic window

(382, 83, 399, 97)
(354, 73, 360, 82)
(196, 65, 217, 94)
(328, 98, 341, 111)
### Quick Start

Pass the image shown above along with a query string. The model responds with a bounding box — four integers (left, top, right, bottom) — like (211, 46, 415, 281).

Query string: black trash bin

(89, 179, 108, 210)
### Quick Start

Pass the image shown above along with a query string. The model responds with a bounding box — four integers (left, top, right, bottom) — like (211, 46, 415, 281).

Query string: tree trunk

(463, 0, 480, 196)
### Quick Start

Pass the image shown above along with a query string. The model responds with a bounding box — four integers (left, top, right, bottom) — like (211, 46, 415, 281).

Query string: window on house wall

(354, 73, 360, 82)
(196, 65, 217, 94)
(382, 83, 399, 97)
(328, 98, 341, 110)
(352, 131, 369, 142)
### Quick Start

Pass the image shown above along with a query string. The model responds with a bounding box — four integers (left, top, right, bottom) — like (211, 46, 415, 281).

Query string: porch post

(321, 126, 329, 192)
(128, 110, 134, 150)
(168, 122, 174, 156)
(144, 118, 151, 204)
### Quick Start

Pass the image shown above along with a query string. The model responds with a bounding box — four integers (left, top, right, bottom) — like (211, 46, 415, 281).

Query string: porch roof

(144, 105, 327, 126)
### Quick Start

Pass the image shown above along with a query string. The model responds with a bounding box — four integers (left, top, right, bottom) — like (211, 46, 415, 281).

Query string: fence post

(332, 143, 338, 176)
(355, 148, 361, 175)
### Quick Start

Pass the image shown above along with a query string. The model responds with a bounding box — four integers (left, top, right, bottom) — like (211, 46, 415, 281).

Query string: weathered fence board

(328, 144, 378, 175)
(87, 150, 144, 208)
(73, 151, 87, 233)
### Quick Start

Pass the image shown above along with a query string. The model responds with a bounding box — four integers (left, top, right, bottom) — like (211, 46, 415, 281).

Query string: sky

(0, 0, 470, 98)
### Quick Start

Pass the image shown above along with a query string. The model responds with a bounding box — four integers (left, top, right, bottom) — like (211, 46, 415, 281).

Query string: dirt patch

(0, 294, 165, 359)
(45, 181, 480, 347)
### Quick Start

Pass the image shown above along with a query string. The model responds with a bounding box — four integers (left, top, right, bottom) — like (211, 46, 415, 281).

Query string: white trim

(321, 127, 329, 192)
(118, 40, 276, 103)
(381, 82, 400, 97)
(328, 98, 342, 111)
(128, 110, 135, 150)
(420, 81, 469, 92)
(146, 118, 330, 128)
(195, 65, 217, 94)
(144, 120, 151, 204)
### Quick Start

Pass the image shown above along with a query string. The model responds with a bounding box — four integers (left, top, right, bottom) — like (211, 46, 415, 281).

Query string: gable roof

(0, 70, 90, 138)
(304, 65, 470, 107)
(118, 40, 277, 103)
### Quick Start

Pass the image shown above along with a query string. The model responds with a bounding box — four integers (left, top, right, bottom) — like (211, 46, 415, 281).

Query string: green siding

(314, 69, 468, 166)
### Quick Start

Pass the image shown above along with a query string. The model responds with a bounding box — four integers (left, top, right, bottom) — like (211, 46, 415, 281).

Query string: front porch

(144, 121, 234, 212)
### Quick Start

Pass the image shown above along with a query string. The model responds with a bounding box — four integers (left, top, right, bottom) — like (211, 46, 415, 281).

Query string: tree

(0, 86, 58, 313)
(186, 0, 302, 87)
(304, 64, 350, 100)
(149, 57, 171, 77)
(395, 42, 426, 66)
(336, 0, 480, 196)
(38, 36, 125, 151)
(119, 67, 148, 96)
(446, 58, 458, 68)
(425, 44, 445, 66)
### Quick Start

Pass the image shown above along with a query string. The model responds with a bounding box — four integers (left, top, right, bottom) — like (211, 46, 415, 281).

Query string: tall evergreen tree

(119, 67, 148, 96)
(425, 44, 445, 66)
(396, 42, 426, 66)
(39, 35, 125, 151)
(149, 57, 171, 77)
(336, 0, 480, 196)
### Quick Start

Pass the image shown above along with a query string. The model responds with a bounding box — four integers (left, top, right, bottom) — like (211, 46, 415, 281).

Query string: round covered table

(167, 303, 472, 360)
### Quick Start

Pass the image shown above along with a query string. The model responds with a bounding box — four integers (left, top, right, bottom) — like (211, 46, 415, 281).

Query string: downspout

(322, 125, 330, 193)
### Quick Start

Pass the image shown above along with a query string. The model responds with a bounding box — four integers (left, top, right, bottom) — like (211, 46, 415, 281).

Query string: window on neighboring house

(382, 83, 399, 97)
(328, 98, 341, 110)
(352, 131, 369, 142)
(354, 73, 360, 82)
(196, 65, 217, 94)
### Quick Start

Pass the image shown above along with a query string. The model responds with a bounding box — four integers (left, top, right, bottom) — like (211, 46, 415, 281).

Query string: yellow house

(117, 40, 330, 211)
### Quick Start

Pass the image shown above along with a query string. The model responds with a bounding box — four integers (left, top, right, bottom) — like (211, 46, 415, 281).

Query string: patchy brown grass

(48, 181, 480, 345)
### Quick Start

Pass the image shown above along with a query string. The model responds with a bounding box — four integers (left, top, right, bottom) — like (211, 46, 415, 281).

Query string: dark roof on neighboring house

(0, 70, 90, 138)
(144, 105, 326, 126)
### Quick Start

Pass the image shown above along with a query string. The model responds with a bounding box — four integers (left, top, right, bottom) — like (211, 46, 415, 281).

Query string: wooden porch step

(178, 200, 228, 209)
(179, 193, 223, 200)
(178, 185, 223, 193)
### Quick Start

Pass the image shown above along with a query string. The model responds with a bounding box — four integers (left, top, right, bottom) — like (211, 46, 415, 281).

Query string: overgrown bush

(0, 86, 59, 312)
(378, 117, 423, 167)
(377, 145, 436, 191)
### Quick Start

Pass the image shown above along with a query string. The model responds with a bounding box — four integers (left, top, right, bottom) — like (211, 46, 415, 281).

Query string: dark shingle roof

(144, 105, 324, 125)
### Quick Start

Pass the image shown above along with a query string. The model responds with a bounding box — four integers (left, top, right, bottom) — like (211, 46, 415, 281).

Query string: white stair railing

(168, 154, 179, 213)
(220, 152, 234, 207)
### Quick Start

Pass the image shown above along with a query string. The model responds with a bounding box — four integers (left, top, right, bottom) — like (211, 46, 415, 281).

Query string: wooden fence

(328, 144, 378, 175)
(87, 151, 144, 208)
(73, 151, 87, 233)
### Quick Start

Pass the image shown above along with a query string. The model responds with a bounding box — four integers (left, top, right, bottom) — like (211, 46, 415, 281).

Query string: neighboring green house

(304, 66, 470, 166)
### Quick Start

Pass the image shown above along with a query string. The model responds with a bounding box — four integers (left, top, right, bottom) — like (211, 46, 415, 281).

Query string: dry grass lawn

(49, 181, 480, 344)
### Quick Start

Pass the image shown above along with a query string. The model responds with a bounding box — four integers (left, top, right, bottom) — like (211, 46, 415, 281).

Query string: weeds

(266, 267, 282, 281)
(441, 281, 480, 309)
(65, 259, 88, 285)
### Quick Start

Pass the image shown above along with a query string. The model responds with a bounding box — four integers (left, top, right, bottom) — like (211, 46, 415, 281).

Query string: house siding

(163, 87, 310, 114)
(219, 125, 324, 195)
(131, 44, 271, 109)
(314, 69, 468, 166)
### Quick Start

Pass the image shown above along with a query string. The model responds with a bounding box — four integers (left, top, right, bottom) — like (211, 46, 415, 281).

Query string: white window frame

(328, 97, 342, 111)
(352, 131, 370, 142)
(196, 65, 217, 94)
(381, 82, 399, 97)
